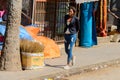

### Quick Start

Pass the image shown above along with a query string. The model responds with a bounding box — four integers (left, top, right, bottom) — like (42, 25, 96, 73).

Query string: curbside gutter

(31, 58, 120, 80)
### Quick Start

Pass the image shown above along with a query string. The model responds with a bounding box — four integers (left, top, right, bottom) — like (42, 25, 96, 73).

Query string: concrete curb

(31, 58, 120, 80)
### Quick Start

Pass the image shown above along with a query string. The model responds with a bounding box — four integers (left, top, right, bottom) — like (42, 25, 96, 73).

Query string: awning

(76, 0, 99, 3)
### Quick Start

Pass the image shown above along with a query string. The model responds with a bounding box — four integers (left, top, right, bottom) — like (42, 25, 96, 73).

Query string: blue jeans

(64, 34, 77, 64)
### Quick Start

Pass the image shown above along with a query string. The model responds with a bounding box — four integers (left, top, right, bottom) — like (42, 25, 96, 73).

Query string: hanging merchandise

(79, 2, 97, 48)
(98, 0, 107, 37)
(103, 0, 107, 36)
(92, 1, 98, 45)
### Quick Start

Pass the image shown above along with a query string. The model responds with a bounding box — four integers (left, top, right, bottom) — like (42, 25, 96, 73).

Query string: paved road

(65, 65, 120, 80)
(0, 43, 120, 80)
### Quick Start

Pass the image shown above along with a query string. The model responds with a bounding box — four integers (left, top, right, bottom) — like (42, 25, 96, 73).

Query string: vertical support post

(32, 0, 35, 25)
(52, 0, 57, 40)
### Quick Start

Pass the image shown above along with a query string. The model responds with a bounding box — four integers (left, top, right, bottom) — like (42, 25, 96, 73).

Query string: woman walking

(64, 6, 80, 69)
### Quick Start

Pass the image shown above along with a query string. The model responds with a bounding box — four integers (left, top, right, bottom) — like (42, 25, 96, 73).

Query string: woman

(64, 6, 80, 69)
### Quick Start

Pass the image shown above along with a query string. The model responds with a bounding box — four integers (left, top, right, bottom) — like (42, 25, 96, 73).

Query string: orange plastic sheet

(25, 26, 61, 59)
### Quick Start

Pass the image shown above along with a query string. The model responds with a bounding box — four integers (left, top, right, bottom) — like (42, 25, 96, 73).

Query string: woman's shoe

(64, 65, 70, 70)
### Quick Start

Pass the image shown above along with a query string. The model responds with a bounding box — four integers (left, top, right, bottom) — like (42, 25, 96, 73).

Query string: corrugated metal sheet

(76, 0, 99, 3)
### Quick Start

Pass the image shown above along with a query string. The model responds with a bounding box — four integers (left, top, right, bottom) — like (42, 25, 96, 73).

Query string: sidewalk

(0, 42, 120, 80)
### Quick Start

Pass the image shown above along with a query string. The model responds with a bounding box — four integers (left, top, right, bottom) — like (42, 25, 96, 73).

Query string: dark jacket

(64, 14, 80, 34)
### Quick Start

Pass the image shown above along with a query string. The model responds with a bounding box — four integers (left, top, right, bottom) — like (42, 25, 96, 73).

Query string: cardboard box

(21, 52, 44, 70)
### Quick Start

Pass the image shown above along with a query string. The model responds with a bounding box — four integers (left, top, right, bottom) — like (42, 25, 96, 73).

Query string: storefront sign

(76, 0, 99, 3)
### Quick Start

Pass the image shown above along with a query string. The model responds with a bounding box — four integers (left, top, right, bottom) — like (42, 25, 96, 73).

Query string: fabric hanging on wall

(92, 11, 98, 45)
(79, 2, 97, 47)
